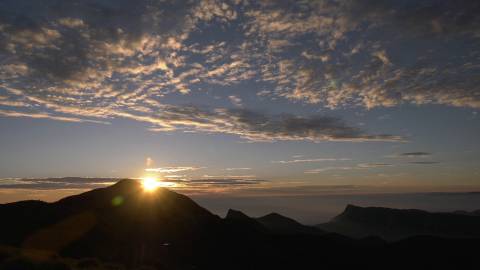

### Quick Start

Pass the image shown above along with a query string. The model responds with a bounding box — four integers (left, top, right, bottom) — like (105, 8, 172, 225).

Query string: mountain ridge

(318, 204, 480, 241)
(1, 181, 479, 269)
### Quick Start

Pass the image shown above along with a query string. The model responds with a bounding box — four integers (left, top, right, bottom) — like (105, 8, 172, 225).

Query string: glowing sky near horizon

(0, 0, 479, 198)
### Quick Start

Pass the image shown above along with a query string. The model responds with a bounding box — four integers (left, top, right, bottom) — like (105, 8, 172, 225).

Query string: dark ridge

(318, 204, 480, 241)
(452, 209, 480, 216)
(224, 209, 267, 233)
(225, 209, 251, 220)
(1, 183, 480, 269)
(257, 212, 324, 235)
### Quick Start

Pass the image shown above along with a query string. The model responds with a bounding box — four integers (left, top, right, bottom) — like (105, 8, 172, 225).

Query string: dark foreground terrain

(0, 180, 478, 270)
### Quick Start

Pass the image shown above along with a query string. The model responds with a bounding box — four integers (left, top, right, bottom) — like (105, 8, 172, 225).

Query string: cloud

(305, 162, 394, 173)
(228, 95, 243, 107)
(0, 0, 477, 144)
(145, 166, 204, 173)
(0, 109, 108, 124)
(224, 168, 251, 171)
(0, 177, 120, 190)
(164, 175, 186, 179)
(201, 174, 256, 179)
(398, 152, 432, 158)
(408, 161, 440, 165)
(245, 1, 480, 109)
(305, 167, 356, 174)
(0, 176, 267, 192)
(272, 158, 351, 164)
(185, 178, 265, 186)
(357, 163, 394, 168)
(147, 107, 403, 142)
(145, 157, 154, 167)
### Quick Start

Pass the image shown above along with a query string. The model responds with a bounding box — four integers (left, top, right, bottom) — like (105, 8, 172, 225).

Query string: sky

(0, 0, 479, 220)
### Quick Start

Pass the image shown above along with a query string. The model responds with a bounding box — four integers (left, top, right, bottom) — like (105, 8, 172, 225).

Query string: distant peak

(258, 212, 302, 225)
(225, 209, 251, 220)
(262, 212, 284, 218)
(345, 204, 362, 210)
(343, 204, 363, 212)
(335, 204, 366, 220)
(260, 212, 298, 223)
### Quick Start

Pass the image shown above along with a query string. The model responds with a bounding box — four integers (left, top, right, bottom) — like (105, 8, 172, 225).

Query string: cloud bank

(1, 0, 478, 142)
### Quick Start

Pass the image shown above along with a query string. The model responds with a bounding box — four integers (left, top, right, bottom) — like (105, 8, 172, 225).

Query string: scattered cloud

(0, 177, 267, 192)
(399, 152, 432, 158)
(305, 167, 356, 174)
(305, 162, 394, 173)
(0, 109, 108, 124)
(147, 107, 403, 142)
(387, 152, 433, 158)
(272, 158, 351, 164)
(408, 161, 440, 165)
(0, 0, 478, 144)
(228, 95, 243, 108)
(357, 163, 394, 168)
(181, 178, 266, 186)
(146, 157, 154, 167)
(201, 174, 256, 179)
(145, 166, 204, 173)
(164, 175, 186, 179)
(0, 177, 120, 190)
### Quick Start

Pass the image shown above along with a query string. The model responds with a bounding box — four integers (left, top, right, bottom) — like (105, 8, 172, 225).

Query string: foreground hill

(0, 180, 479, 270)
(317, 204, 480, 241)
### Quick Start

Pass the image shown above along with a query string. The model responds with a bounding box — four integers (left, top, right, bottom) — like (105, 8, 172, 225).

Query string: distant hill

(256, 212, 324, 235)
(452, 209, 480, 216)
(317, 204, 480, 241)
(0, 181, 479, 269)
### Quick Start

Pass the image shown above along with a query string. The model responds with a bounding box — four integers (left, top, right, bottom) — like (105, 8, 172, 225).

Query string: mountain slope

(317, 204, 480, 241)
(0, 180, 225, 268)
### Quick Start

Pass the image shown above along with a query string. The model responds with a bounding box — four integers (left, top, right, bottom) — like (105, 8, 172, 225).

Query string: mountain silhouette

(256, 212, 324, 235)
(317, 204, 480, 241)
(0, 179, 226, 268)
(225, 209, 268, 233)
(0, 181, 479, 269)
(453, 209, 480, 216)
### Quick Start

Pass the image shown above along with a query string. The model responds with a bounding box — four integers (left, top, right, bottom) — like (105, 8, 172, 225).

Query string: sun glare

(142, 177, 160, 191)
(141, 177, 176, 191)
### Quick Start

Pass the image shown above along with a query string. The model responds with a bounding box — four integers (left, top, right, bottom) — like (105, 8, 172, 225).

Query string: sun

(141, 177, 176, 191)
(142, 177, 161, 191)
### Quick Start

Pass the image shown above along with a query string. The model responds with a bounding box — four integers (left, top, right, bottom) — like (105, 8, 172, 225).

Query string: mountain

(0, 179, 225, 268)
(0, 180, 340, 269)
(452, 209, 480, 216)
(224, 209, 268, 233)
(317, 204, 480, 241)
(0, 181, 479, 269)
(256, 212, 324, 235)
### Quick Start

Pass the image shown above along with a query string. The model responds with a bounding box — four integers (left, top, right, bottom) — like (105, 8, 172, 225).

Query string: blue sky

(0, 0, 480, 207)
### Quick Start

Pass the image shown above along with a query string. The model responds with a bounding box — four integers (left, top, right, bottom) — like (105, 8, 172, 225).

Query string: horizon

(2, 177, 480, 224)
(1, 0, 480, 224)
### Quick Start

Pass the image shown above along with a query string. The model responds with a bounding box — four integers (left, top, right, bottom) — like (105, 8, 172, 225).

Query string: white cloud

(228, 95, 243, 107)
(225, 168, 252, 171)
